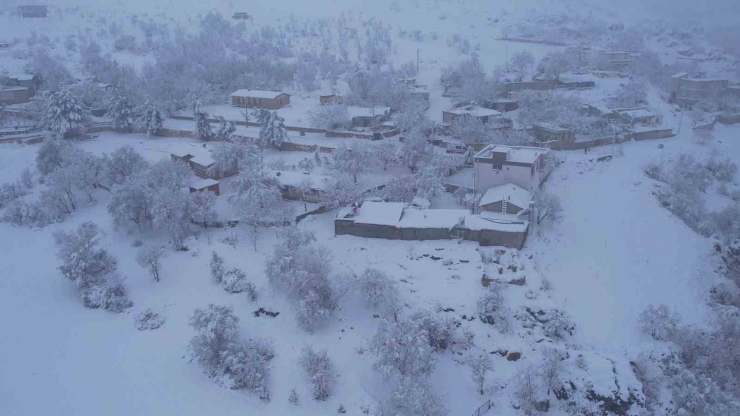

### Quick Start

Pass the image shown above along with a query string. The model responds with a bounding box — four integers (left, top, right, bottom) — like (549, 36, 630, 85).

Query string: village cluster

(2, 2, 740, 416)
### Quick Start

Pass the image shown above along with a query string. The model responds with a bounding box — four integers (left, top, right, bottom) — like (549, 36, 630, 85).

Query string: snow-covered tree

(477, 284, 511, 333)
(295, 53, 319, 91)
(541, 347, 565, 396)
(399, 130, 432, 172)
(40, 89, 86, 139)
(222, 267, 256, 295)
(308, 103, 350, 130)
(330, 142, 371, 184)
(359, 268, 399, 314)
(106, 88, 135, 132)
(188, 304, 274, 400)
(193, 110, 213, 141)
(469, 354, 494, 395)
(107, 145, 147, 186)
(382, 174, 418, 203)
(139, 99, 164, 138)
(543, 309, 575, 340)
(208, 142, 260, 178)
(53, 221, 131, 311)
(610, 80, 648, 108)
(36, 135, 73, 175)
(510, 50, 535, 74)
(265, 231, 336, 330)
(639, 304, 682, 341)
(539, 51, 576, 81)
(214, 116, 237, 142)
(320, 174, 363, 209)
(534, 191, 563, 226)
(380, 377, 448, 416)
(135, 308, 165, 330)
(189, 190, 217, 228)
(451, 115, 490, 146)
(210, 251, 226, 283)
(394, 99, 431, 134)
(370, 317, 436, 378)
(41, 167, 79, 215)
(514, 364, 546, 416)
(136, 245, 165, 282)
(229, 175, 291, 250)
(257, 111, 287, 149)
(300, 345, 336, 401)
(372, 139, 398, 171)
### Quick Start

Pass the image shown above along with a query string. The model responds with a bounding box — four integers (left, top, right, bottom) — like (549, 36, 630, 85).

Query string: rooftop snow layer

(347, 106, 391, 118)
(189, 178, 219, 189)
(352, 202, 405, 226)
(229, 89, 287, 99)
(273, 171, 330, 190)
(479, 184, 532, 209)
(398, 208, 468, 229)
(446, 105, 501, 118)
(474, 144, 549, 164)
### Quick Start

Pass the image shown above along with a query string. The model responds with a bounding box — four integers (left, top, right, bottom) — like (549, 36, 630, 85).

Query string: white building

(473, 144, 551, 194)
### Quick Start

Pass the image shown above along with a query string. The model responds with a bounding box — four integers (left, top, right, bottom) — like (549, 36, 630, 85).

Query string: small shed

(479, 183, 532, 215)
(319, 94, 342, 105)
(189, 178, 221, 196)
(348, 106, 390, 129)
(443, 106, 502, 125)
(0, 87, 31, 104)
(230, 90, 290, 109)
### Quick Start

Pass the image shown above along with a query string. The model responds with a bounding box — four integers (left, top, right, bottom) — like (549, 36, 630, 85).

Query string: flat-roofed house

(348, 106, 391, 128)
(170, 148, 237, 180)
(479, 184, 532, 215)
(473, 144, 551, 194)
(532, 123, 575, 149)
(443, 105, 502, 125)
(230, 90, 290, 109)
(18, 5, 48, 18)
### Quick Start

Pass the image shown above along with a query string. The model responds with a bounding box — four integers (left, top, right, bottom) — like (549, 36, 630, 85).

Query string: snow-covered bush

(188, 190, 218, 228)
(513, 364, 547, 416)
(477, 285, 511, 333)
(300, 345, 336, 401)
(208, 142, 260, 178)
(2, 200, 51, 227)
(188, 305, 273, 401)
(53, 222, 132, 312)
(135, 308, 165, 330)
(288, 389, 299, 405)
(609, 80, 648, 108)
(36, 136, 74, 175)
(380, 377, 448, 416)
(705, 158, 738, 183)
(370, 317, 436, 378)
(136, 245, 165, 282)
(543, 309, 575, 340)
(639, 304, 682, 340)
(541, 348, 565, 396)
(222, 267, 254, 294)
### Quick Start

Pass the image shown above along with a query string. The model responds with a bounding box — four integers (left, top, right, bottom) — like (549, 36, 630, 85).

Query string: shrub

(135, 308, 165, 330)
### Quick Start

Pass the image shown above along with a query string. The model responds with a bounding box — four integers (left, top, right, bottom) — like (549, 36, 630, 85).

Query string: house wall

(281, 187, 321, 203)
(189, 184, 220, 196)
(334, 219, 528, 249)
(474, 159, 542, 194)
(0, 88, 30, 104)
(480, 201, 525, 215)
(231, 94, 290, 109)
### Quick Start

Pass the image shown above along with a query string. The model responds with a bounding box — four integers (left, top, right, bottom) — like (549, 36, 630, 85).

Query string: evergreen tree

(140, 99, 163, 138)
(106, 89, 135, 132)
(40, 89, 86, 139)
(214, 116, 236, 142)
(257, 111, 287, 149)
(193, 110, 213, 141)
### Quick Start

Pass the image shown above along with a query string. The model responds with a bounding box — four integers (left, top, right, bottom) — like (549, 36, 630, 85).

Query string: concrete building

(443, 105, 502, 125)
(230, 90, 290, 109)
(579, 47, 637, 72)
(485, 98, 519, 113)
(334, 200, 529, 248)
(670, 73, 729, 107)
(473, 144, 551, 194)
(319, 94, 341, 105)
(614, 108, 662, 126)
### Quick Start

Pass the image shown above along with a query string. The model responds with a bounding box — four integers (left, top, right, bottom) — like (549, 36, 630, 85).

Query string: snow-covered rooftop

(474, 144, 549, 164)
(190, 154, 214, 167)
(671, 72, 689, 79)
(479, 184, 532, 209)
(229, 89, 288, 99)
(617, 108, 659, 119)
(398, 208, 467, 229)
(273, 171, 330, 190)
(189, 178, 219, 189)
(347, 106, 391, 118)
(559, 72, 598, 83)
(465, 213, 529, 232)
(352, 202, 405, 226)
(446, 105, 501, 118)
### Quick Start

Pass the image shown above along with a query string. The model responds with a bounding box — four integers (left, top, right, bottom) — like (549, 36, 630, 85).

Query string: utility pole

(505, 46, 509, 71)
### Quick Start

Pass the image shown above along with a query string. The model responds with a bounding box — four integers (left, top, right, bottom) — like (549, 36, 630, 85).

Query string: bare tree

(137, 245, 165, 282)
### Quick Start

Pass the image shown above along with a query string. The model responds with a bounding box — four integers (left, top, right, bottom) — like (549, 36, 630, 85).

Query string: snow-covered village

(1, 0, 740, 415)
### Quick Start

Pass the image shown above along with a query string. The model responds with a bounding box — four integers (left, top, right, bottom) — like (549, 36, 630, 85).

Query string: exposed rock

(506, 352, 521, 361)
(508, 276, 526, 286)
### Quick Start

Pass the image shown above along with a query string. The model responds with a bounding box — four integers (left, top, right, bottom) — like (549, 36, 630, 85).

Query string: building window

(492, 164, 502, 171)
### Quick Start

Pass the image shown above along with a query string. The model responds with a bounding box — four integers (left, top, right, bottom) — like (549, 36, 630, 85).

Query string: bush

(477, 285, 511, 333)
(80, 281, 133, 312)
(300, 345, 336, 401)
(222, 267, 254, 294)
(135, 308, 165, 330)
(639, 304, 682, 341)
(543, 309, 575, 340)
(706, 158, 738, 183)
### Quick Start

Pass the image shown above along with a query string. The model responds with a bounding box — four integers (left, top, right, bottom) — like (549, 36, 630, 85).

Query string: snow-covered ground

(2, 0, 740, 415)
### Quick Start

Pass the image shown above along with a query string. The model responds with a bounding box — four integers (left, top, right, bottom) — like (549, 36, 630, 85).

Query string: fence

(497, 37, 567, 46)
(470, 400, 493, 416)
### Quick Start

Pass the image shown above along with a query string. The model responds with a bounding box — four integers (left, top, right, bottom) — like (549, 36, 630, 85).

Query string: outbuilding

(189, 178, 221, 196)
(230, 90, 290, 109)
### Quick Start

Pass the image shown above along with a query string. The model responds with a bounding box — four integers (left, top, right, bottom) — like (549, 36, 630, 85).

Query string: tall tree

(106, 88, 135, 132)
(139, 99, 164, 138)
(40, 89, 86, 139)
(257, 111, 287, 149)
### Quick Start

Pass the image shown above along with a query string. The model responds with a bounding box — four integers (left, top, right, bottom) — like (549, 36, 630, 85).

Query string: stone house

(189, 179, 221, 196)
(473, 144, 551, 194)
(614, 108, 662, 126)
(348, 106, 390, 129)
(443, 105, 502, 125)
(0, 87, 31, 105)
(531, 123, 575, 148)
(670, 73, 729, 108)
(171, 149, 237, 180)
(230, 90, 290, 109)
